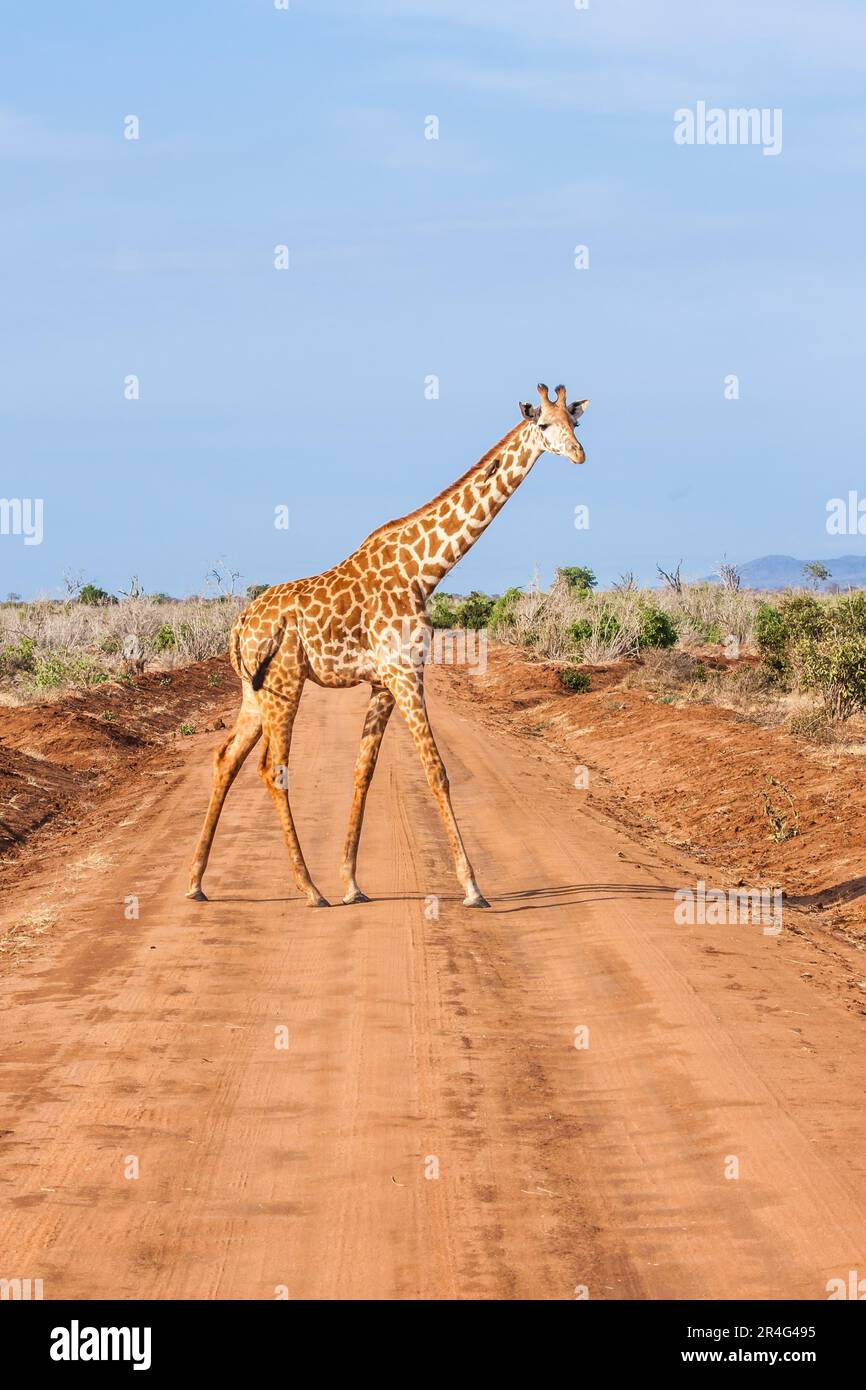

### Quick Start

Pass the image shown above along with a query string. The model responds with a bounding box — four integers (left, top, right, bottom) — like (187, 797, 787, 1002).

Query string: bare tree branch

(656, 560, 683, 593)
(715, 557, 741, 592)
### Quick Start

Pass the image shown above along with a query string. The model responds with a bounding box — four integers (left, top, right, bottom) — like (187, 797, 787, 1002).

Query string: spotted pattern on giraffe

(187, 385, 589, 908)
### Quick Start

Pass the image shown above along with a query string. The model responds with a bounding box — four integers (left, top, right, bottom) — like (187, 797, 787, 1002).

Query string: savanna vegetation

(0, 594, 243, 698)
(6, 569, 866, 744)
(431, 571, 866, 740)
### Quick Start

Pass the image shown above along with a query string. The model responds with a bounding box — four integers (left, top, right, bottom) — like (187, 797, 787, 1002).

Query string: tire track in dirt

(0, 676, 865, 1299)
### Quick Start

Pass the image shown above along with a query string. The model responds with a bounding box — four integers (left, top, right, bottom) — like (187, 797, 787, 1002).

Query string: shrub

(567, 617, 592, 652)
(427, 593, 458, 629)
(726, 663, 777, 697)
(0, 634, 36, 674)
(638, 604, 677, 649)
(488, 587, 522, 632)
(557, 566, 597, 593)
(31, 653, 108, 689)
(560, 666, 591, 692)
(453, 591, 494, 629)
(787, 710, 839, 745)
(154, 623, 176, 653)
(795, 634, 866, 719)
(78, 584, 116, 607)
(568, 611, 620, 656)
(761, 775, 799, 843)
(778, 594, 826, 642)
(828, 590, 866, 637)
(754, 602, 787, 656)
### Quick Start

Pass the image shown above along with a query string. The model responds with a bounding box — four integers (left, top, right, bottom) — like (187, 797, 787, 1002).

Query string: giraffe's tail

(230, 616, 289, 692)
(245, 627, 289, 692)
(228, 624, 245, 682)
(250, 646, 278, 692)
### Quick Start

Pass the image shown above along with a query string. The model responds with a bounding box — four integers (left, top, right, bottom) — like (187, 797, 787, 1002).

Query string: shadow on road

(210, 882, 679, 913)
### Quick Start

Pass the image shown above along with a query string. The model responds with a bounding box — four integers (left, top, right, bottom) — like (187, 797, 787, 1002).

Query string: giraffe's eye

(539, 422, 552, 431)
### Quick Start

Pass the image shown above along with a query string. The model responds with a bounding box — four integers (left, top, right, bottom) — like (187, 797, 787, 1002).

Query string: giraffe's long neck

(371, 421, 543, 601)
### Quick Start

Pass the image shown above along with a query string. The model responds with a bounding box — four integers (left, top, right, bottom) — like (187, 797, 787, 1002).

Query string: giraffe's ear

(568, 399, 589, 422)
(519, 401, 541, 421)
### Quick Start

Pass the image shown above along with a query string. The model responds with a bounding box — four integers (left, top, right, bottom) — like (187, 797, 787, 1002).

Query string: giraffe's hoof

(186, 889, 208, 902)
(308, 894, 330, 908)
(341, 890, 370, 905)
(464, 893, 490, 909)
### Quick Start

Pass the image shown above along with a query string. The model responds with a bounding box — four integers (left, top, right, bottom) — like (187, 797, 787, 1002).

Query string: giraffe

(187, 383, 589, 909)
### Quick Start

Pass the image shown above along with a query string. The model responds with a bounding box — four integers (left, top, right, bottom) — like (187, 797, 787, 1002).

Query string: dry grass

(617, 648, 795, 726)
(787, 709, 843, 745)
(498, 578, 866, 747)
(499, 576, 766, 665)
(0, 596, 241, 698)
(0, 905, 59, 958)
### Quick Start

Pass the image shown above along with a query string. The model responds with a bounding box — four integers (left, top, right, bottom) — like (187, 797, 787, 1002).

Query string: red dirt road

(1, 672, 865, 1300)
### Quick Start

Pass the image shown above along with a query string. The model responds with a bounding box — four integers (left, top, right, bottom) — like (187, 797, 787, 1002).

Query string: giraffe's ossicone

(187, 384, 589, 908)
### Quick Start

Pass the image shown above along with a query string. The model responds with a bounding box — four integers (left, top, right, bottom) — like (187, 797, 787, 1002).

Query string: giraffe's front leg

(386, 671, 489, 908)
(259, 687, 329, 907)
(340, 686, 395, 904)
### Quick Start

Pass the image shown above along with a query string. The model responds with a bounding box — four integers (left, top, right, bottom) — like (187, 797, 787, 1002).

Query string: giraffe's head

(519, 383, 589, 464)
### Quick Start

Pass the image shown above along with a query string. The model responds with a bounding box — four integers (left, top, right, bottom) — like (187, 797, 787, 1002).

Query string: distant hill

(705, 555, 866, 591)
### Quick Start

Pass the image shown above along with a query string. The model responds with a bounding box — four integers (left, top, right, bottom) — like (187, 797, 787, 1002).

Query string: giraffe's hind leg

(186, 683, 262, 900)
(340, 685, 395, 904)
(258, 679, 329, 907)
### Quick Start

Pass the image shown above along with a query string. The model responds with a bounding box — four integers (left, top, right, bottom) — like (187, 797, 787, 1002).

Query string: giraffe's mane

(359, 421, 526, 548)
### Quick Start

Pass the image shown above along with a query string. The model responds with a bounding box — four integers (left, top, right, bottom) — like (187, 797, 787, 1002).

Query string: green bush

(31, 653, 108, 689)
(427, 593, 458, 629)
(567, 610, 621, 656)
(557, 566, 597, 593)
(78, 584, 116, 607)
(754, 603, 787, 655)
(31, 655, 67, 689)
(154, 623, 176, 653)
(638, 605, 677, 649)
(560, 666, 591, 692)
(453, 591, 494, 629)
(754, 593, 866, 691)
(0, 634, 36, 674)
(567, 617, 592, 651)
(796, 634, 866, 719)
(780, 594, 826, 642)
(488, 587, 522, 632)
(828, 590, 866, 637)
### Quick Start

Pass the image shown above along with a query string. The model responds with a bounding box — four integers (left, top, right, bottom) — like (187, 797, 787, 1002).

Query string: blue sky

(2, 0, 865, 598)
